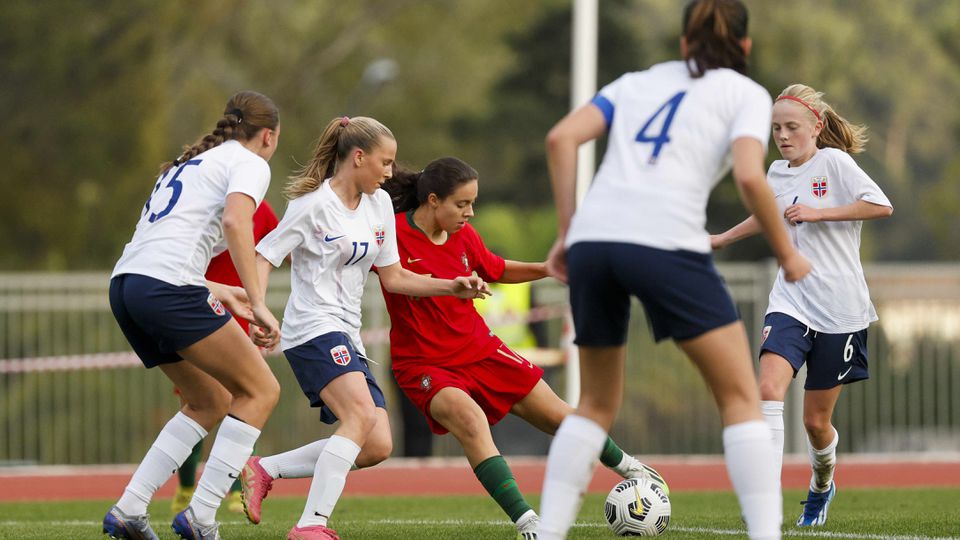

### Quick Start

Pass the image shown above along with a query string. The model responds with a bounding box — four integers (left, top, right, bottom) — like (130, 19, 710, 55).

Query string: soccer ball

(604, 478, 671, 536)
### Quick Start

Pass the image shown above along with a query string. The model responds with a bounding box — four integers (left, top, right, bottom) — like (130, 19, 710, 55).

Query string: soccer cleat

(796, 481, 836, 527)
(171, 486, 195, 514)
(622, 457, 671, 496)
(102, 506, 160, 540)
(516, 510, 539, 540)
(240, 456, 274, 524)
(287, 524, 340, 540)
(172, 507, 221, 540)
(226, 490, 244, 514)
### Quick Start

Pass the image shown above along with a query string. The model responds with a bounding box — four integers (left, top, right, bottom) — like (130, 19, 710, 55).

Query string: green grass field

(0, 488, 957, 539)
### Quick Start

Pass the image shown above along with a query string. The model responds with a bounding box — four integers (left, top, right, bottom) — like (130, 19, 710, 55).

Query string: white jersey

(765, 147, 892, 334)
(566, 61, 772, 253)
(113, 140, 271, 286)
(256, 181, 400, 352)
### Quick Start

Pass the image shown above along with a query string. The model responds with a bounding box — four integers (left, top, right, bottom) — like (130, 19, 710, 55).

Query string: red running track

(2, 456, 959, 502)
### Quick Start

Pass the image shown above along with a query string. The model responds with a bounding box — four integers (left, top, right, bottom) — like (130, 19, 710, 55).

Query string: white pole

(565, 0, 598, 407)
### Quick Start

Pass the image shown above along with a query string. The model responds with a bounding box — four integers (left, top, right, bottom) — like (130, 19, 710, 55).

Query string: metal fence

(1, 264, 958, 465)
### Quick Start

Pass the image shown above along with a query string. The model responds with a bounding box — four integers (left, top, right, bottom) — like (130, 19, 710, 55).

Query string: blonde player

(712, 83, 893, 527)
(242, 117, 488, 540)
(103, 91, 282, 540)
(537, 1, 812, 539)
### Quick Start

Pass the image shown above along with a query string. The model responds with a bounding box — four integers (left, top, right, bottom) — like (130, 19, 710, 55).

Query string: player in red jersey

(172, 201, 279, 515)
(379, 157, 668, 539)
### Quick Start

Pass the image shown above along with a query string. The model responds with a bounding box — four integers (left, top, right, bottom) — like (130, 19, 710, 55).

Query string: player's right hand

(781, 251, 812, 282)
(251, 303, 280, 350)
(709, 234, 726, 251)
(545, 236, 568, 284)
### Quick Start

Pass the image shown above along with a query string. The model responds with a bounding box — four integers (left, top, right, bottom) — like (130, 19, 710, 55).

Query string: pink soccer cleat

(240, 456, 274, 524)
(287, 525, 340, 540)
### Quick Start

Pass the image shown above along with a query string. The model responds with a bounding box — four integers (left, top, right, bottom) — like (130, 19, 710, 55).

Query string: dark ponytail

(382, 157, 478, 213)
(682, 0, 749, 78)
(160, 90, 278, 174)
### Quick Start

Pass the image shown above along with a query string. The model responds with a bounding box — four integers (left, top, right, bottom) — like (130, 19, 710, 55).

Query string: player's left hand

(784, 204, 820, 224)
(452, 275, 491, 300)
(212, 284, 255, 323)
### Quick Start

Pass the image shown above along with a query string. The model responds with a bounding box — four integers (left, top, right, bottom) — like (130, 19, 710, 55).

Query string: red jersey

(381, 211, 506, 368)
(204, 201, 280, 332)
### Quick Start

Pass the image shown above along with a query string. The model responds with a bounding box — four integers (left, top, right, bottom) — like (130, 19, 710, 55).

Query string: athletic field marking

(0, 519, 955, 539)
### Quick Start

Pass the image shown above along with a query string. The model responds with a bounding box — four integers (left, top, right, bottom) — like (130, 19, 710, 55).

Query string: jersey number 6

(635, 91, 686, 164)
(144, 159, 202, 223)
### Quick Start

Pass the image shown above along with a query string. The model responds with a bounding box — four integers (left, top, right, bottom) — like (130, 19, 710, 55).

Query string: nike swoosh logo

(324, 234, 345, 242)
(837, 366, 853, 380)
(228, 472, 238, 479)
(407, 257, 422, 264)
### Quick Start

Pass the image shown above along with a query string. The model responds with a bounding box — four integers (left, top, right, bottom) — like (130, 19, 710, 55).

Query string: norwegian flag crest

(373, 224, 385, 246)
(206, 293, 226, 316)
(330, 345, 351, 366)
(811, 176, 828, 198)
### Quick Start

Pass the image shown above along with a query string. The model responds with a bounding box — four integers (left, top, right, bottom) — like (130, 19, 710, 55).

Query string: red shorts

(392, 342, 545, 435)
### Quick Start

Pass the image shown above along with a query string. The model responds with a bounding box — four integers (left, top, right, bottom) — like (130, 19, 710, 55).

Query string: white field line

(0, 518, 956, 539)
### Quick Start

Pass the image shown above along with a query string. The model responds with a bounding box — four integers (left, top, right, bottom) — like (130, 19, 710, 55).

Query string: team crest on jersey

(461, 253, 469, 271)
(761, 325, 772, 345)
(330, 345, 351, 366)
(373, 224, 385, 246)
(811, 176, 828, 198)
(206, 293, 226, 316)
(420, 374, 432, 392)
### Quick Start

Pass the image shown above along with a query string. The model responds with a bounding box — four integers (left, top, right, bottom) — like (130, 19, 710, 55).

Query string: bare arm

(498, 260, 549, 284)
(544, 104, 608, 282)
(377, 263, 491, 299)
(731, 138, 811, 282)
(784, 199, 894, 225)
(711, 215, 761, 250)
(223, 192, 280, 344)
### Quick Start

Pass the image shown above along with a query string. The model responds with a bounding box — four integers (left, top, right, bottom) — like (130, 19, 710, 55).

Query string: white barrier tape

(0, 303, 568, 374)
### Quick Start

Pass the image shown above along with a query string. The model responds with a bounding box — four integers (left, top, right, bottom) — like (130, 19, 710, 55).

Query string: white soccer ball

(604, 478, 671, 536)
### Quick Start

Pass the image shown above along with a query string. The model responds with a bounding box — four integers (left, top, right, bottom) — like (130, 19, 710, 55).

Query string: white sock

(191, 415, 261, 524)
(538, 415, 606, 540)
(760, 401, 785, 486)
(807, 428, 838, 492)
(117, 412, 207, 516)
(298, 435, 361, 528)
(723, 421, 782, 540)
(260, 439, 329, 479)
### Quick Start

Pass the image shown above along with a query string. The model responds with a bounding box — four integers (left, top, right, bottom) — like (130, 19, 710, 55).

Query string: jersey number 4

(635, 91, 686, 164)
(144, 159, 202, 223)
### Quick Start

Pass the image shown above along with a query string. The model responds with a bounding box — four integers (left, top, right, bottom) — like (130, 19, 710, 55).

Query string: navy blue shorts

(760, 312, 869, 390)
(109, 274, 232, 368)
(567, 242, 739, 345)
(283, 332, 387, 424)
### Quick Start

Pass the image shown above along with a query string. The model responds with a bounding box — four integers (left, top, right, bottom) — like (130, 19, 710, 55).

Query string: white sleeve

(226, 155, 271, 206)
(834, 151, 892, 207)
(729, 82, 773, 150)
(255, 198, 310, 267)
(373, 193, 400, 268)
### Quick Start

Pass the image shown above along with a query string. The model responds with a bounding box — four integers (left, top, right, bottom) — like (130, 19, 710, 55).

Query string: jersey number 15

(143, 159, 202, 223)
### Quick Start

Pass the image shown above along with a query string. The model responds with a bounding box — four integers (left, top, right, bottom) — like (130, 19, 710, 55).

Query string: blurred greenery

(1, 0, 957, 269)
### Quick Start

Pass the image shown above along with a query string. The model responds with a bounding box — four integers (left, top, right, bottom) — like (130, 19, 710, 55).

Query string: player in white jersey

(239, 116, 489, 540)
(538, 2, 811, 539)
(103, 91, 282, 540)
(711, 83, 893, 527)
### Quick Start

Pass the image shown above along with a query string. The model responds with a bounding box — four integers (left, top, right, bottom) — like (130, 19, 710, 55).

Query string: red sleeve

(464, 225, 505, 282)
(253, 200, 280, 242)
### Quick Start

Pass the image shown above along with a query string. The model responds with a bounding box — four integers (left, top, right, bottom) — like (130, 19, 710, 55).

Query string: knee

(758, 379, 786, 402)
(356, 434, 393, 468)
(341, 401, 380, 437)
(446, 408, 490, 443)
(803, 415, 832, 437)
(184, 386, 232, 423)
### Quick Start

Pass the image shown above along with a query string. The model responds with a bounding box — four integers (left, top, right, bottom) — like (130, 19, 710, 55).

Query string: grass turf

(0, 488, 957, 539)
